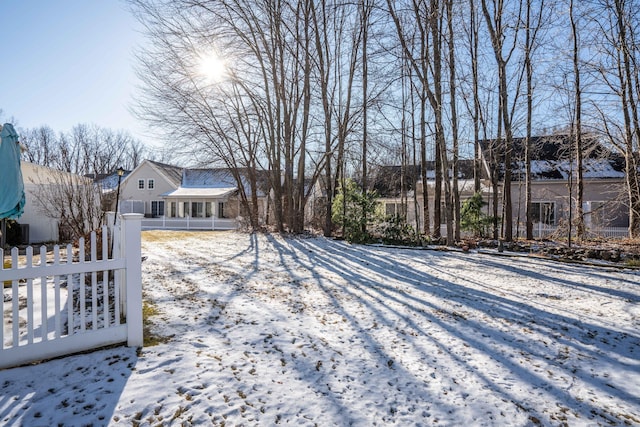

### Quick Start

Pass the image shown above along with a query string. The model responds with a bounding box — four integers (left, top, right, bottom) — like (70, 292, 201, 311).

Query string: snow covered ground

(1, 230, 639, 426)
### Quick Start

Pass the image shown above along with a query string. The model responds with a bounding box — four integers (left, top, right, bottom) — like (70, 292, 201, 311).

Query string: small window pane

(148, 179, 155, 190)
(385, 203, 395, 216)
(532, 202, 555, 225)
(151, 200, 164, 217)
(191, 202, 204, 218)
(138, 179, 145, 189)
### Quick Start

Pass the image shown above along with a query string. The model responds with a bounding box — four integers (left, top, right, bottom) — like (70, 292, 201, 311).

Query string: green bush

(332, 179, 379, 243)
(381, 214, 418, 245)
(460, 192, 494, 238)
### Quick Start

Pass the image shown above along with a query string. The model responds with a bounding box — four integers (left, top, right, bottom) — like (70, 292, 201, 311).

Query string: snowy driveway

(1, 231, 639, 426)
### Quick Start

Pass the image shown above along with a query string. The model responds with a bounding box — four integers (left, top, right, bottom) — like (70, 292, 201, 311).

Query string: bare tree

(21, 124, 145, 175)
(592, 0, 640, 237)
(308, 0, 363, 236)
(28, 167, 103, 241)
(480, 0, 523, 242)
(569, 0, 585, 241)
(445, 0, 461, 241)
(20, 126, 59, 167)
(387, 0, 454, 245)
(523, 0, 547, 240)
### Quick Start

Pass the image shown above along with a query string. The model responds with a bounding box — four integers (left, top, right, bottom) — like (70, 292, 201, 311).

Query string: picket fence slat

(1, 214, 143, 370)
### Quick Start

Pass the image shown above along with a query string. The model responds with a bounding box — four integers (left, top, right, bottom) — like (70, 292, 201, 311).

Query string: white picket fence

(0, 214, 143, 370)
(141, 216, 238, 231)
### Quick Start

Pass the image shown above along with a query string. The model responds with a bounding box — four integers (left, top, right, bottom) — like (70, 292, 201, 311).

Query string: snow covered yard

(1, 230, 639, 426)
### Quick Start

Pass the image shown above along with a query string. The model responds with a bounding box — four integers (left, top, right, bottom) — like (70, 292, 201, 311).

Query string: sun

(197, 52, 227, 83)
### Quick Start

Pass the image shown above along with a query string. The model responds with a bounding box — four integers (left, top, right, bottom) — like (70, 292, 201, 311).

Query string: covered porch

(145, 186, 241, 230)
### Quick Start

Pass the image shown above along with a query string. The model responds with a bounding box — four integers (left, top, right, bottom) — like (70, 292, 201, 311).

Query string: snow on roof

(97, 171, 130, 193)
(182, 168, 268, 198)
(519, 158, 625, 180)
(162, 186, 237, 198)
(183, 168, 237, 188)
(148, 160, 183, 188)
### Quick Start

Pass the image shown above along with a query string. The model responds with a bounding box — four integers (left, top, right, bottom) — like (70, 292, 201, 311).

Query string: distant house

(370, 160, 487, 234)
(163, 168, 260, 221)
(114, 160, 270, 230)
(479, 134, 629, 236)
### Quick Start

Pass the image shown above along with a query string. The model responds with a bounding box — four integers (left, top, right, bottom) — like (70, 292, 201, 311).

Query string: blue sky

(0, 1, 152, 145)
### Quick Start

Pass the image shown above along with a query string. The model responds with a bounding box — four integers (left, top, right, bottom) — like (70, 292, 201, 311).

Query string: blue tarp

(0, 123, 25, 219)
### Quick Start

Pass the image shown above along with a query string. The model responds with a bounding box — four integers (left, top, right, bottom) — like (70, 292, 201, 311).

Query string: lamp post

(113, 167, 125, 226)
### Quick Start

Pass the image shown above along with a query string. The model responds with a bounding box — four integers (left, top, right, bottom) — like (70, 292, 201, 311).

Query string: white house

(115, 161, 269, 230)
(18, 162, 98, 243)
(117, 160, 182, 217)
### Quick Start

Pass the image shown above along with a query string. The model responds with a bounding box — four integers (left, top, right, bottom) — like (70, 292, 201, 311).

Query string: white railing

(141, 216, 238, 231)
(521, 223, 629, 239)
(0, 214, 143, 370)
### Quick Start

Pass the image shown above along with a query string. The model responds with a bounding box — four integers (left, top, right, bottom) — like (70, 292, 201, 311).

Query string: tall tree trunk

(469, 0, 482, 194)
(570, 0, 585, 240)
(421, 88, 431, 235)
(525, 0, 534, 240)
(361, 0, 370, 236)
(481, 0, 516, 242)
(446, 0, 461, 241)
(614, 0, 640, 237)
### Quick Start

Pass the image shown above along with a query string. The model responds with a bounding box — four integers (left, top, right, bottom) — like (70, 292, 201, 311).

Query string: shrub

(381, 214, 418, 245)
(332, 179, 379, 243)
(460, 192, 494, 238)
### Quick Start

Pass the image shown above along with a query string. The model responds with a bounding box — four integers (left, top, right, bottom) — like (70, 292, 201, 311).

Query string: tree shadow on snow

(0, 346, 138, 426)
(261, 235, 640, 425)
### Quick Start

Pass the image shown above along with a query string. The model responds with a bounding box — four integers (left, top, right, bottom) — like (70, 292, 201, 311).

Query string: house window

(218, 202, 226, 219)
(191, 202, 204, 218)
(385, 203, 396, 216)
(148, 179, 155, 190)
(585, 201, 623, 227)
(151, 201, 165, 217)
(138, 179, 145, 190)
(206, 202, 213, 218)
(169, 202, 177, 217)
(182, 202, 190, 217)
(385, 203, 406, 217)
(532, 202, 555, 225)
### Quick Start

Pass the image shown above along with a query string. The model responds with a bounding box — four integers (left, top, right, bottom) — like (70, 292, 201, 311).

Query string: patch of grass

(142, 300, 171, 347)
(143, 300, 160, 318)
(624, 258, 640, 267)
(170, 406, 186, 422)
(142, 230, 230, 243)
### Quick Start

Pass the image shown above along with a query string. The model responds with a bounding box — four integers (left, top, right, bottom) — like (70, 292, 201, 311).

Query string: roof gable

(148, 160, 183, 187)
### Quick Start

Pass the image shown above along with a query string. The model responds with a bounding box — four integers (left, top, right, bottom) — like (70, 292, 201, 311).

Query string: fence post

(120, 213, 144, 347)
